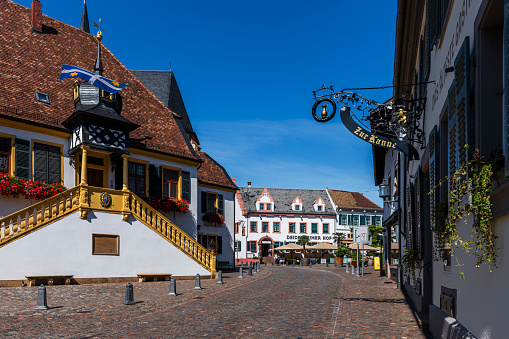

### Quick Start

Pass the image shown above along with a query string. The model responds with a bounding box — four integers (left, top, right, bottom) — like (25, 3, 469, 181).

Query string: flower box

(202, 212, 225, 226)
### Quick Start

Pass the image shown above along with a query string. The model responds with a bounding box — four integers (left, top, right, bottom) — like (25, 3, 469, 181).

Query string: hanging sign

(339, 106, 419, 160)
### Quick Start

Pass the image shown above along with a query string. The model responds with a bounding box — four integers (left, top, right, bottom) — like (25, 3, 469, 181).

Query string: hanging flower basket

(0, 172, 66, 200)
(202, 212, 225, 226)
(140, 195, 189, 214)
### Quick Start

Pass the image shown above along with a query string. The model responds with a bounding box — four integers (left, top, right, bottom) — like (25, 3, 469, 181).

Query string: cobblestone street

(0, 265, 430, 338)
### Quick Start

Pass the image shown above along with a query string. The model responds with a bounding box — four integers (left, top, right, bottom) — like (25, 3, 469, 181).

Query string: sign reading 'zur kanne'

(340, 106, 419, 160)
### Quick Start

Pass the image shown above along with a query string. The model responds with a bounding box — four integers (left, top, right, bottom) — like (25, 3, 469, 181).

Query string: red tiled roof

(327, 189, 382, 211)
(197, 152, 236, 190)
(0, 0, 197, 161)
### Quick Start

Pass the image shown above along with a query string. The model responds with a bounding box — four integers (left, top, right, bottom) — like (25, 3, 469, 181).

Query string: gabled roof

(239, 188, 335, 215)
(327, 188, 382, 212)
(0, 0, 198, 161)
(197, 151, 236, 191)
(130, 70, 196, 139)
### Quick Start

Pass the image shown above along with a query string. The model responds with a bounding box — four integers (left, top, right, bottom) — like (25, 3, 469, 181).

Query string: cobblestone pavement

(0, 265, 430, 338)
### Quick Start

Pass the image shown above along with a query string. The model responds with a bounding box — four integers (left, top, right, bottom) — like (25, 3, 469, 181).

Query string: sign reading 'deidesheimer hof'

(287, 235, 332, 241)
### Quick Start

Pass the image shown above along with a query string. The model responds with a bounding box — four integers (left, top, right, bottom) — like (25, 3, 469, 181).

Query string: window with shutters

(128, 162, 146, 195)
(360, 215, 366, 225)
(249, 241, 257, 252)
(15, 139, 30, 179)
(33, 142, 61, 183)
(235, 241, 241, 252)
(163, 168, 180, 199)
(0, 137, 11, 174)
(341, 214, 347, 225)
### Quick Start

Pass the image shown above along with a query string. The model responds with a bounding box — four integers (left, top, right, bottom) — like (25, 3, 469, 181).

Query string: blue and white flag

(59, 64, 128, 93)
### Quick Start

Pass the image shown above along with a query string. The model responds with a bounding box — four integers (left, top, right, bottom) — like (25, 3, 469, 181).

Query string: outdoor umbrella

(347, 243, 380, 251)
(307, 243, 337, 250)
(274, 243, 304, 251)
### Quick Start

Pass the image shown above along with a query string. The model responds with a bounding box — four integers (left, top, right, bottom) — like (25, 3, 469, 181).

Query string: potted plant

(334, 246, 350, 267)
(298, 235, 310, 265)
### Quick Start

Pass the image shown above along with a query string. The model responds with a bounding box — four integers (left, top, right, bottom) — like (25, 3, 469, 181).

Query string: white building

(234, 184, 382, 262)
(373, 0, 509, 337)
(0, 1, 235, 285)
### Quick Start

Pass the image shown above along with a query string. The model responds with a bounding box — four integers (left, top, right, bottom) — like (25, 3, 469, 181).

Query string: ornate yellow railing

(128, 192, 216, 275)
(0, 184, 216, 276)
(0, 186, 80, 246)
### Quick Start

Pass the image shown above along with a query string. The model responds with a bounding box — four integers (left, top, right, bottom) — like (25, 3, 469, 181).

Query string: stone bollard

(238, 267, 244, 279)
(257, 262, 261, 273)
(326, 262, 329, 268)
(248, 266, 253, 276)
(265, 261, 267, 266)
(194, 274, 202, 290)
(216, 270, 224, 284)
(351, 264, 355, 275)
(168, 277, 177, 296)
(300, 262, 302, 268)
(124, 283, 135, 305)
(310, 261, 313, 268)
(35, 284, 49, 310)
(254, 263, 258, 274)
(293, 261, 295, 267)
(346, 263, 349, 273)
(272, 261, 274, 266)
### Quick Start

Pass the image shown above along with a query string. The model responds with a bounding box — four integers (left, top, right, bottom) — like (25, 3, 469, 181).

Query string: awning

(274, 243, 304, 251)
(307, 243, 337, 250)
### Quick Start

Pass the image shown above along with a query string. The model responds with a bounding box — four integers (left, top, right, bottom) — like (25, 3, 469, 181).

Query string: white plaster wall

(197, 186, 235, 263)
(0, 211, 209, 280)
(0, 196, 37, 219)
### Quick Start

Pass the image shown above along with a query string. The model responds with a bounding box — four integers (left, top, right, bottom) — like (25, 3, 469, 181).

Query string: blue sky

(18, 0, 397, 205)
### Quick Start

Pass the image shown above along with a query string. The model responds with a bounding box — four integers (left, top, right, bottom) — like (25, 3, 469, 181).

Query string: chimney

(31, 0, 42, 33)
(232, 178, 237, 185)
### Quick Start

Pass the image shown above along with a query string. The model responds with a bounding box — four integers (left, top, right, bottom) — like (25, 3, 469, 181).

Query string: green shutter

(201, 191, 207, 213)
(15, 139, 30, 179)
(454, 37, 471, 171)
(47, 145, 60, 184)
(148, 164, 162, 198)
(218, 236, 223, 254)
(406, 185, 414, 251)
(182, 171, 191, 202)
(429, 125, 440, 236)
(218, 194, 224, 215)
(415, 167, 423, 259)
(34, 143, 47, 182)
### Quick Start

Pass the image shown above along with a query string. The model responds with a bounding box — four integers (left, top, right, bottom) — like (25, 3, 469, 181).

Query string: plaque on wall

(92, 234, 119, 255)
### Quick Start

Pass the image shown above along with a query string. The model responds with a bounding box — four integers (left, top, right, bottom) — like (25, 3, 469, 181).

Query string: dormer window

(259, 203, 264, 210)
(317, 206, 322, 211)
(266, 203, 271, 211)
(35, 91, 50, 104)
(100, 89, 114, 102)
(295, 205, 300, 211)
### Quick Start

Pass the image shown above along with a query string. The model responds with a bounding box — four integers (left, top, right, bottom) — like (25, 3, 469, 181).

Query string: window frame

(300, 223, 306, 234)
(32, 139, 63, 184)
(261, 221, 269, 233)
(322, 223, 329, 234)
(289, 222, 296, 233)
(0, 134, 14, 175)
(311, 223, 318, 234)
(273, 222, 280, 233)
(259, 203, 264, 210)
(249, 241, 257, 252)
(128, 160, 148, 196)
(266, 203, 271, 210)
(162, 165, 182, 199)
(250, 221, 258, 233)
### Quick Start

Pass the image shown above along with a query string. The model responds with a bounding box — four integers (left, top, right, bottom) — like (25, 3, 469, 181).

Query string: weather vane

(93, 18, 105, 41)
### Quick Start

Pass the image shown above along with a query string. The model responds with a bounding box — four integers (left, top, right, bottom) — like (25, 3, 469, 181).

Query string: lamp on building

(378, 179, 390, 199)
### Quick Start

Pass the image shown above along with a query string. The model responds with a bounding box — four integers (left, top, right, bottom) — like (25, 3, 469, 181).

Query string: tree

(368, 225, 383, 245)
(297, 235, 310, 257)
(332, 232, 346, 250)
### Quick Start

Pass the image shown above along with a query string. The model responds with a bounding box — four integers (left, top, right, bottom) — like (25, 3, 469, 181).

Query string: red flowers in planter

(0, 172, 66, 200)
(140, 195, 189, 214)
(202, 212, 225, 225)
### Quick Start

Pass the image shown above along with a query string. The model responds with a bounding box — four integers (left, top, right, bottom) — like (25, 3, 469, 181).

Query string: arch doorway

(259, 237, 273, 257)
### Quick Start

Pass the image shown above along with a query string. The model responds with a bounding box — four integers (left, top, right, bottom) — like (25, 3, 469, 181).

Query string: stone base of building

(429, 304, 476, 339)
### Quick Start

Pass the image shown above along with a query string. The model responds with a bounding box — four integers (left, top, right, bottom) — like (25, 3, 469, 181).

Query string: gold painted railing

(0, 186, 80, 247)
(0, 185, 216, 276)
(128, 192, 216, 275)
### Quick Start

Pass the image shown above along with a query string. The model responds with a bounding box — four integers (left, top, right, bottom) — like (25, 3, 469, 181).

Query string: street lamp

(379, 179, 390, 199)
